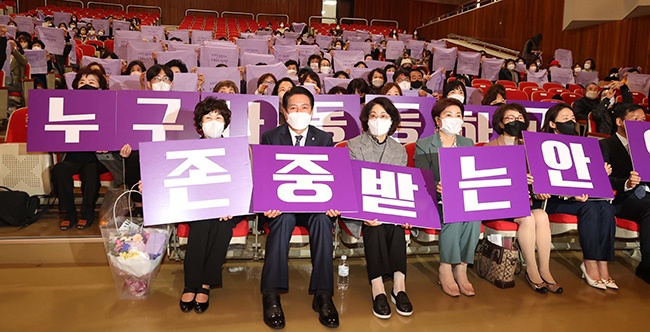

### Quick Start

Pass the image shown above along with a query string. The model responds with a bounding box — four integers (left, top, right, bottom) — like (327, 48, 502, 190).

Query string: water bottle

(337, 255, 349, 290)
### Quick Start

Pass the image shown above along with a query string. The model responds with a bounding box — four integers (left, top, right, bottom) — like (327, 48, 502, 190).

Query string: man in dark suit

(600, 104, 650, 283)
(260, 86, 340, 329)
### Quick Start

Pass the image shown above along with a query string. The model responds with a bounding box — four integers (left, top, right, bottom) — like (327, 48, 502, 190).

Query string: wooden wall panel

(418, 0, 650, 80)
(353, 0, 456, 32)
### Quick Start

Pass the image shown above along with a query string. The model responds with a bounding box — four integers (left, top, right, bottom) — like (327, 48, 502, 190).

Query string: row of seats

(23, 5, 160, 26)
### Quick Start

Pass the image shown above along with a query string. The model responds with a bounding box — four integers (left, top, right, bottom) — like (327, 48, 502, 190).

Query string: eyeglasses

(151, 76, 171, 84)
(503, 115, 525, 122)
(287, 104, 311, 112)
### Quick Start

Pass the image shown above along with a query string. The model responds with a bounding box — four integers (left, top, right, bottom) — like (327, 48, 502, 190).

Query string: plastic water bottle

(337, 255, 349, 290)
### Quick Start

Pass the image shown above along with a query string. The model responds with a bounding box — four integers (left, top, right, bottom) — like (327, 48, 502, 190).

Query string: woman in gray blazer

(414, 98, 481, 297)
(345, 97, 413, 319)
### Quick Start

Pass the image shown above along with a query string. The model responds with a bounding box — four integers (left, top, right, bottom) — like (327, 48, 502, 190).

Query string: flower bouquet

(100, 190, 170, 300)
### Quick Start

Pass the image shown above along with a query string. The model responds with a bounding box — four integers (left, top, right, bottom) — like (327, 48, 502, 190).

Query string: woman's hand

(527, 174, 534, 185)
(120, 144, 132, 158)
(257, 83, 268, 94)
(534, 193, 551, 200)
(401, 223, 412, 230)
(264, 210, 282, 218)
(574, 194, 588, 202)
(436, 182, 442, 194)
(364, 219, 381, 226)
(219, 215, 233, 221)
(627, 171, 641, 189)
(604, 162, 612, 176)
(326, 209, 340, 218)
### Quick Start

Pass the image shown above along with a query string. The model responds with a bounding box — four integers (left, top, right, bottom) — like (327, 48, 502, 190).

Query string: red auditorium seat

(586, 112, 611, 139)
(404, 142, 416, 167)
(482, 220, 518, 238)
(543, 82, 563, 91)
(547, 87, 568, 96)
(530, 91, 553, 102)
(548, 213, 578, 235)
(540, 99, 563, 103)
(496, 80, 517, 88)
(631, 92, 647, 104)
(616, 217, 639, 239)
(567, 84, 584, 94)
(518, 81, 539, 90)
(561, 92, 582, 105)
(177, 219, 250, 246)
(522, 86, 544, 99)
(4, 107, 28, 143)
(506, 89, 529, 101)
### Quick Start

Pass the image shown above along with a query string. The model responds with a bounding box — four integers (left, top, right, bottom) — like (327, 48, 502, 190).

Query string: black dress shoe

(312, 292, 339, 328)
(636, 266, 650, 284)
(194, 287, 210, 314)
(263, 292, 285, 329)
(179, 287, 195, 313)
(391, 291, 413, 317)
(372, 294, 391, 319)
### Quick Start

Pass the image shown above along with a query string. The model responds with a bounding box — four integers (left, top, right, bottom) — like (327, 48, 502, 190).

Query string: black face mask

(411, 81, 423, 89)
(554, 120, 576, 135)
(503, 120, 527, 137)
(77, 84, 99, 90)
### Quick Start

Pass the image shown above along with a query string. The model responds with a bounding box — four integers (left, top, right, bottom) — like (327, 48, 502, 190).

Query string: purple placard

(429, 39, 447, 50)
(457, 51, 481, 76)
(200, 46, 239, 68)
(332, 50, 364, 71)
(168, 29, 190, 43)
(627, 73, 650, 96)
(426, 68, 445, 94)
(36, 26, 66, 55)
(625, 120, 650, 180)
(348, 41, 372, 55)
(549, 67, 574, 85)
(342, 160, 441, 229)
(91, 19, 110, 36)
(109, 75, 142, 91)
(349, 68, 371, 82)
(273, 45, 299, 64)
(24, 49, 47, 74)
(251, 145, 358, 213)
(366, 60, 393, 70)
(245, 62, 287, 93)
(461, 103, 551, 143)
(140, 136, 252, 226)
(385, 40, 404, 60)
(292, 22, 306, 33)
(196, 67, 241, 92)
(439, 145, 531, 223)
(366, 95, 437, 144)
(274, 37, 297, 46)
(316, 34, 333, 50)
(114, 30, 142, 59)
(167, 41, 202, 52)
(171, 73, 199, 92)
(523, 131, 614, 198)
(112, 20, 131, 32)
(324, 78, 351, 93)
(27, 90, 117, 152)
(140, 25, 165, 42)
(156, 49, 198, 70)
(576, 71, 599, 87)
(481, 58, 504, 81)
(191, 30, 213, 45)
(527, 69, 549, 85)
(398, 33, 413, 42)
(311, 94, 362, 143)
(14, 16, 34, 34)
(0, 16, 10, 25)
(53, 12, 71, 27)
(236, 38, 269, 56)
(433, 47, 457, 71)
(553, 49, 573, 69)
(202, 93, 279, 145)
(81, 57, 123, 76)
(127, 41, 162, 69)
(241, 53, 278, 68)
(115, 91, 200, 147)
(406, 40, 425, 60)
(296, 45, 320, 67)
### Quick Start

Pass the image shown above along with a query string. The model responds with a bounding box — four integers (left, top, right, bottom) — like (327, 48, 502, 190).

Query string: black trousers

(362, 224, 407, 282)
(546, 199, 616, 261)
(183, 217, 242, 289)
(615, 195, 650, 270)
(261, 213, 334, 294)
(124, 150, 142, 203)
(51, 159, 108, 219)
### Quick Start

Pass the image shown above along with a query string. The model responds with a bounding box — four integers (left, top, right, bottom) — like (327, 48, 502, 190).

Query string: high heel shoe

(194, 287, 210, 313)
(525, 272, 548, 294)
(541, 277, 563, 294)
(601, 278, 619, 290)
(179, 287, 196, 312)
(438, 280, 460, 297)
(580, 263, 606, 290)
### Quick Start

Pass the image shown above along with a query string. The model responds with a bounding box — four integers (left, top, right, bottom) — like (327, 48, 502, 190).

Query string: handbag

(0, 186, 51, 227)
(475, 238, 520, 288)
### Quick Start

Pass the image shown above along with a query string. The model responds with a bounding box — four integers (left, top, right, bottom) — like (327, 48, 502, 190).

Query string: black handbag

(0, 186, 50, 227)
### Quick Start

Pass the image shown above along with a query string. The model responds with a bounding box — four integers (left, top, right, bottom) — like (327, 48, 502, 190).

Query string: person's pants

(362, 224, 407, 282)
(51, 160, 107, 219)
(547, 199, 616, 261)
(184, 217, 241, 288)
(615, 195, 650, 269)
(439, 221, 481, 264)
(261, 213, 334, 294)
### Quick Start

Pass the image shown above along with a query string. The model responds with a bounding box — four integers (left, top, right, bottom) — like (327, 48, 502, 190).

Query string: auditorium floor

(1, 250, 649, 332)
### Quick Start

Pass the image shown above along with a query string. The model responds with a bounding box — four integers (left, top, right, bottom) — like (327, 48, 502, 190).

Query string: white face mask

(584, 63, 591, 70)
(202, 120, 225, 138)
(529, 66, 537, 72)
(335, 45, 342, 50)
(368, 118, 392, 136)
(371, 78, 384, 88)
(439, 117, 464, 136)
(130, 71, 142, 76)
(286, 112, 312, 131)
(585, 90, 598, 99)
(20, 42, 28, 49)
(287, 69, 297, 76)
(398, 81, 411, 91)
(32, 46, 42, 50)
(151, 81, 171, 91)
(310, 63, 320, 71)
(507, 64, 516, 71)
(448, 94, 465, 104)
(574, 67, 581, 73)
(320, 66, 331, 74)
